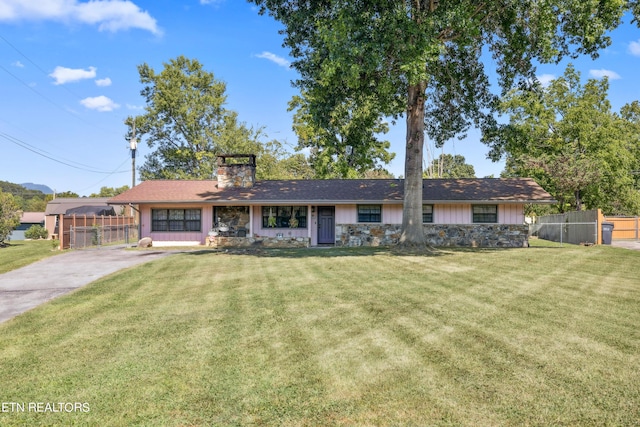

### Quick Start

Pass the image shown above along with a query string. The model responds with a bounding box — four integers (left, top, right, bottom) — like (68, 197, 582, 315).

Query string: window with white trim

(262, 206, 307, 228)
(152, 209, 201, 232)
(422, 204, 434, 223)
(472, 205, 498, 223)
(357, 205, 381, 223)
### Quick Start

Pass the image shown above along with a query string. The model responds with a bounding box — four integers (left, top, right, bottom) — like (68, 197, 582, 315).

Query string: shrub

(25, 224, 48, 240)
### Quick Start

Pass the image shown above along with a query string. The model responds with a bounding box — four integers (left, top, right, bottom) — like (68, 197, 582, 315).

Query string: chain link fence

(529, 222, 598, 246)
(70, 224, 138, 249)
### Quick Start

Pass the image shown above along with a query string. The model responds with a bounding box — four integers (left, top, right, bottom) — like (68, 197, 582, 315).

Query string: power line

(0, 63, 113, 133)
(75, 157, 132, 194)
(0, 131, 129, 174)
(0, 32, 123, 136)
(0, 33, 51, 77)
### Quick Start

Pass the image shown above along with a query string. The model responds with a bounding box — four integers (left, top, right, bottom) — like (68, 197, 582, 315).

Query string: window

(422, 205, 434, 223)
(152, 209, 201, 232)
(214, 206, 250, 229)
(262, 206, 307, 228)
(358, 205, 381, 223)
(472, 205, 498, 223)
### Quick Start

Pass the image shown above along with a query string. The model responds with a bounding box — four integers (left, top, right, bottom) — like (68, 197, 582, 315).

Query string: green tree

(0, 181, 47, 211)
(55, 191, 80, 198)
(487, 65, 640, 214)
(289, 92, 395, 178)
(249, 0, 629, 245)
(24, 197, 47, 212)
(24, 224, 48, 240)
(0, 191, 21, 246)
(128, 56, 270, 180)
(426, 154, 476, 178)
(257, 140, 316, 180)
(89, 186, 131, 198)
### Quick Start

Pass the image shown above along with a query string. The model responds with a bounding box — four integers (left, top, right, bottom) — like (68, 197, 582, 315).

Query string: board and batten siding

(137, 202, 526, 245)
(434, 204, 523, 224)
(336, 203, 524, 225)
(140, 205, 214, 244)
(498, 204, 524, 224)
(250, 205, 311, 239)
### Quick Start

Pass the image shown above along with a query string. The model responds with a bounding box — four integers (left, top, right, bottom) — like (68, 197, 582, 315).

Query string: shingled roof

(108, 178, 555, 205)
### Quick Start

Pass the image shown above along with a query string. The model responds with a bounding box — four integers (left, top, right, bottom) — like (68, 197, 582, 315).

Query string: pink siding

(335, 204, 402, 224)
(433, 204, 524, 225)
(251, 205, 311, 239)
(435, 204, 472, 224)
(336, 203, 523, 225)
(383, 205, 403, 223)
(498, 204, 524, 224)
(335, 205, 356, 223)
(137, 202, 526, 245)
(140, 205, 214, 244)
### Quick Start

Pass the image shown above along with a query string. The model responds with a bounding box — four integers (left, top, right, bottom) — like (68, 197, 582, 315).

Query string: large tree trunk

(399, 82, 428, 246)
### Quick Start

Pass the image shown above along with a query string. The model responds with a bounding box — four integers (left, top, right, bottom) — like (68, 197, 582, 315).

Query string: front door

(317, 206, 335, 244)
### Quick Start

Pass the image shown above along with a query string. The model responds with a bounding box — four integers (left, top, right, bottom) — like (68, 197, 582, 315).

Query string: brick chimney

(216, 154, 256, 189)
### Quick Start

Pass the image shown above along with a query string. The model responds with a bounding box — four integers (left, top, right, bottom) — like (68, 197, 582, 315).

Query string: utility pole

(129, 122, 137, 189)
(129, 122, 138, 219)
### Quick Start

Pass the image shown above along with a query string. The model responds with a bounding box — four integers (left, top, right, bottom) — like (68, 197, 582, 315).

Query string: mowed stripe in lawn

(0, 246, 638, 426)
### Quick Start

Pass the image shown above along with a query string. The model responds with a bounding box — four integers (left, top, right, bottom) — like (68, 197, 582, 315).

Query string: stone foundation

(336, 224, 529, 248)
(337, 224, 402, 247)
(208, 236, 310, 248)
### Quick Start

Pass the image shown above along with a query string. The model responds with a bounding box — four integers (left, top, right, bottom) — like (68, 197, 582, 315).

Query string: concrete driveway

(611, 240, 640, 251)
(0, 247, 175, 324)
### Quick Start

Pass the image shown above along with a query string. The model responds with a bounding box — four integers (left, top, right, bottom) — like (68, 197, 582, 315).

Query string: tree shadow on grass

(177, 245, 528, 259)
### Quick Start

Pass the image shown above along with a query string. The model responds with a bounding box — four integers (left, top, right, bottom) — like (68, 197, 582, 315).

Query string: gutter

(109, 199, 556, 205)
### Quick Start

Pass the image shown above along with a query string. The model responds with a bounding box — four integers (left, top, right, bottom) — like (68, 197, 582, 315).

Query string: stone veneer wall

(336, 224, 529, 248)
(209, 236, 310, 248)
(216, 164, 256, 189)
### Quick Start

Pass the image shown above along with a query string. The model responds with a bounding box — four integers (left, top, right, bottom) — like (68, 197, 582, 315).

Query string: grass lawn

(0, 243, 638, 426)
(0, 240, 60, 274)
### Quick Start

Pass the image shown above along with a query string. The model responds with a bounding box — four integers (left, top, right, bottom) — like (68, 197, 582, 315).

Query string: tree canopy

(0, 190, 21, 246)
(489, 65, 640, 214)
(0, 181, 51, 212)
(425, 154, 476, 179)
(128, 56, 275, 180)
(289, 92, 395, 178)
(249, 0, 635, 245)
(89, 186, 131, 198)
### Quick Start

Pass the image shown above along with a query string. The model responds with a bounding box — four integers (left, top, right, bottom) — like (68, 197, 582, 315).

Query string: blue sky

(1, 1, 640, 196)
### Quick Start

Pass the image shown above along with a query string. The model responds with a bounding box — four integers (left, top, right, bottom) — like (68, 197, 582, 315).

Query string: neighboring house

(108, 154, 555, 248)
(44, 198, 118, 239)
(9, 212, 45, 241)
(44, 198, 130, 249)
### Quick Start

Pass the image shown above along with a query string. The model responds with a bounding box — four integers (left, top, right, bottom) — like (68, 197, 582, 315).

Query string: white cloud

(95, 77, 112, 87)
(80, 95, 120, 112)
(536, 74, 556, 87)
(200, 0, 225, 4)
(589, 69, 621, 80)
(126, 104, 144, 110)
(49, 66, 96, 85)
(629, 40, 640, 56)
(12, 60, 24, 67)
(0, 0, 161, 35)
(255, 51, 291, 69)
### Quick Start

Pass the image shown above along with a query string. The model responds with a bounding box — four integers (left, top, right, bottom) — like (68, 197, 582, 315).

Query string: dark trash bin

(601, 222, 614, 245)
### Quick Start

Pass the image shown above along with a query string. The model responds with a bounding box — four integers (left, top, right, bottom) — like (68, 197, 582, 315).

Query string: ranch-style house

(108, 154, 555, 248)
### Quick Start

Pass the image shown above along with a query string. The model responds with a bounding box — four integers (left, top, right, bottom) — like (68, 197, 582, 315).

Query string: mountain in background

(20, 183, 54, 194)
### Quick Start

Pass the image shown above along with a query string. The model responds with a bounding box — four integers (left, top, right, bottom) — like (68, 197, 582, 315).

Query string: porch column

(308, 204, 312, 241)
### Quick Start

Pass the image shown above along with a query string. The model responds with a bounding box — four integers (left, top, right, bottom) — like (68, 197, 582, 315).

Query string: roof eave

(108, 198, 556, 205)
